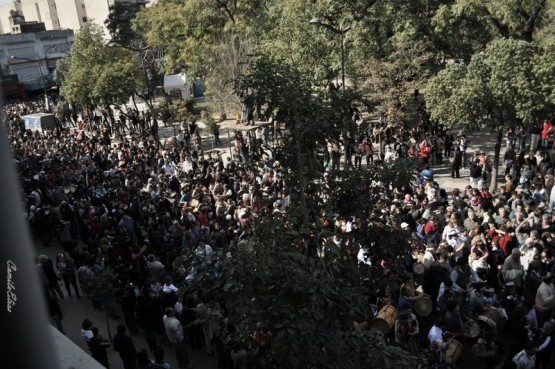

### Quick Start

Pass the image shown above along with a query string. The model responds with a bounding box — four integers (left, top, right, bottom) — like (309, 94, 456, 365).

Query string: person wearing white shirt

(437, 279, 463, 302)
(512, 342, 537, 369)
(428, 323, 447, 361)
(357, 246, 371, 266)
(81, 319, 94, 343)
(423, 244, 438, 269)
(520, 238, 539, 272)
(162, 275, 179, 294)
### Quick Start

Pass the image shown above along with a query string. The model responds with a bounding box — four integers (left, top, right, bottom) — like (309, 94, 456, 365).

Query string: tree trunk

(104, 302, 112, 341)
(490, 126, 503, 191)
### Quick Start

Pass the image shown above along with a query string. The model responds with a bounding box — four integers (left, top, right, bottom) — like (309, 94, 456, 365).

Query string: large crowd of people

(4, 96, 555, 369)
(5, 98, 287, 369)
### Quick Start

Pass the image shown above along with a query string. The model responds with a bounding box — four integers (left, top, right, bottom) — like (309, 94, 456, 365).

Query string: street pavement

(431, 127, 504, 193)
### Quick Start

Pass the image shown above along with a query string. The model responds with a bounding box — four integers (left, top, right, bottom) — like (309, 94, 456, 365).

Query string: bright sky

(0, 0, 14, 4)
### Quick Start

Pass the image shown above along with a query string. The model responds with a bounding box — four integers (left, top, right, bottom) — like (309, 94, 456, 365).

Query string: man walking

(163, 307, 193, 369)
(469, 158, 483, 189)
(113, 324, 138, 369)
(451, 147, 463, 178)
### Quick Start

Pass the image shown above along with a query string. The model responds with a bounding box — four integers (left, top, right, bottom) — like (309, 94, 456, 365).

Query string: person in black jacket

(45, 288, 65, 335)
(136, 292, 159, 351)
(451, 147, 463, 178)
(113, 324, 138, 369)
(88, 327, 111, 368)
(38, 254, 65, 300)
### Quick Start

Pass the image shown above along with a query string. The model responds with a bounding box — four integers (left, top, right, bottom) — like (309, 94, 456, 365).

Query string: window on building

(58, 43, 69, 53)
(11, 65, 42, 84)
(8, 46, 35, 59)
(44, 44, 56, 55)
(169, 89, 182, 99)
(82, 17, 87, 22)
(0, 50, 4, 58)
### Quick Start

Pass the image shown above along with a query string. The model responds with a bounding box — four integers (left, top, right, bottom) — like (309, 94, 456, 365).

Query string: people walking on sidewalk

(113, 324, 138, 369)
(163, 307, 193, 369)
(451, 147, 463, 178)
(88, 327, 111, 368)
(56, 252, 80, 298)
(469, 158, 483, 189)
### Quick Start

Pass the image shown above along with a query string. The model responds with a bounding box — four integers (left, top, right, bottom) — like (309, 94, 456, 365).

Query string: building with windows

(0, 0, 151, 36)
(0, 29, 73, 97)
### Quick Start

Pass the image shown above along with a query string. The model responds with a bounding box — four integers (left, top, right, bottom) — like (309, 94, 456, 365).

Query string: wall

(55, 0, 86, 31)
(0, 1, 22, 35)
(20, 0, 61, 31)
(0, 30, 72, 91)
(82, 0, 110, 37)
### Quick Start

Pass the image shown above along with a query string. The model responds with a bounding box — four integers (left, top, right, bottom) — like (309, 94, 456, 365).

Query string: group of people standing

(3, 99, 290, 369)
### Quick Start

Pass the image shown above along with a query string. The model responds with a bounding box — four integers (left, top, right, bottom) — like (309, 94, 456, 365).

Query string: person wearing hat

(503, 248, 525, 290)
(535, 272, 555, 328)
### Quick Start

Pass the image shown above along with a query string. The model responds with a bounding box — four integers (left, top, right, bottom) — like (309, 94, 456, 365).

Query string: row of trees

(57, 0, 555, 158)
(55, 1, 555, 367)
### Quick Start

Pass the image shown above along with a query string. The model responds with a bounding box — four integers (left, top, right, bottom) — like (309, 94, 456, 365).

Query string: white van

(22, 113, 60, 133)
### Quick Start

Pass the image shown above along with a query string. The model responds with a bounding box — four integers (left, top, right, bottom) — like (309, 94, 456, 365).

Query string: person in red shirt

(497, 227, 516, 257)
(424, 216, 439, 244)
(485, 220, 500, 244)
(420, 140, 433, 165)
(542, 119, 553, 148)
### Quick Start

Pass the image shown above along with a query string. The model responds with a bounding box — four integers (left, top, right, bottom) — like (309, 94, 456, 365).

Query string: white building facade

(0, 0, 150, 36)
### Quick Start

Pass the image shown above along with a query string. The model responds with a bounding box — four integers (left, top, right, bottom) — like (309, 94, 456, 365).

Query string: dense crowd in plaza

(4, 96, 555, 369)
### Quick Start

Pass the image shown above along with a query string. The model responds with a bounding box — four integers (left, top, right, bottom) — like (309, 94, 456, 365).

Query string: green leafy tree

(133, 0, 270, 77)
(80, 267, 118, 340)
(54, 100, 71, 125)
(54, 23, 145, 120)
(441, 0, 551, 42)
(432, 0, 553, 63)
(203, 34, 253, 120)
(172, 54, 432, 369)
(105, 1, 146, 51)
(426, 38, 554, 189)
(363, 41, 431, 129)
(153, 98, 195, 135)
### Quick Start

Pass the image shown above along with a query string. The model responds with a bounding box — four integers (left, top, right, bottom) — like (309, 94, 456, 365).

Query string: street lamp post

(310, 18, 353, 170)
(10, 45, 57, 112)
(309, 18, 351, 92)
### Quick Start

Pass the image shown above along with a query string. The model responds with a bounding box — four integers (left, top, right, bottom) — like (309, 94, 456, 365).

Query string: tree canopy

(426, 37, 555, 189)
(55, 23, 144, 108)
